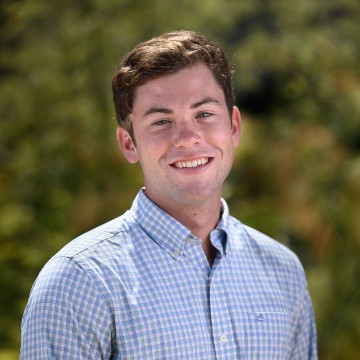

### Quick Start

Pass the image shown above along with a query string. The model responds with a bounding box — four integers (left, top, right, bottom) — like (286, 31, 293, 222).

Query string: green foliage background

(1, 0, 359, 358)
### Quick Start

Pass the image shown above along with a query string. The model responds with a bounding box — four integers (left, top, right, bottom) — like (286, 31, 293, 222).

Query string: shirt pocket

(248, 311, 291, 359)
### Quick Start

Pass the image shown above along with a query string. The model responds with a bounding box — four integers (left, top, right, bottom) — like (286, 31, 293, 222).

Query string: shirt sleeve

(20, 256, 113, 359)
(291, 271, 318, 360)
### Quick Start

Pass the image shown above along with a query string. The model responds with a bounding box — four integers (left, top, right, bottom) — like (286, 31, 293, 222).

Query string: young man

(21, 31, 317, 359)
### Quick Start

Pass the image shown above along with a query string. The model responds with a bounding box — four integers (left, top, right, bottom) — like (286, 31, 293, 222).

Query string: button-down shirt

(21, 189, 317, 359)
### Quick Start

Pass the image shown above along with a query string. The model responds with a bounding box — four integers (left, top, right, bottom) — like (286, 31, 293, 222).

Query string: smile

(173, 158, 209, 169)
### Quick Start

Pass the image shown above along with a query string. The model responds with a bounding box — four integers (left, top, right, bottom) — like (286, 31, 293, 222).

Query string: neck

(146, 192, 222, 265)
(169, 201, 222, 266)
(172, 201, 221, 239)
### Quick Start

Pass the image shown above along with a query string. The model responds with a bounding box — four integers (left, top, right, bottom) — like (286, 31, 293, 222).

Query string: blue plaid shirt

(21, 189, 317, 359)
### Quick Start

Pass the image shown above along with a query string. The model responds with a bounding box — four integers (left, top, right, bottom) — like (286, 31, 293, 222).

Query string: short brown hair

(112, 30, 234, 139)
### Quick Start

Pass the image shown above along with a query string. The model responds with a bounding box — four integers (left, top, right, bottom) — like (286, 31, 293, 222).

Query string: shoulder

(229, 218, 307, 285)
(25, 212, 139, 318)
(31, 211, 138, 298)
(244, 224, 301, 267)
(54, 212, 131, 259)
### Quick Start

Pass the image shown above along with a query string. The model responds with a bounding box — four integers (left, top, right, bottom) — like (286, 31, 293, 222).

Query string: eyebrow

(143, 107, 173, 118)
(142, 97, 221, 118)
(191, 96, 221, 109)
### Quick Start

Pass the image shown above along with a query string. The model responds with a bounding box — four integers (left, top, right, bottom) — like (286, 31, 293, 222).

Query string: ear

(117, 127, 139, 164)
(231, 106, 241, 147)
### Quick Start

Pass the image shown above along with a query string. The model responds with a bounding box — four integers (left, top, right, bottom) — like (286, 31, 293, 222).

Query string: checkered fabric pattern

(21, 189, 317, 359)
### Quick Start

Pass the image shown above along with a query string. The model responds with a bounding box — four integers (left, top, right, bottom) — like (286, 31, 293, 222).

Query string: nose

(172, 122, 201, 148)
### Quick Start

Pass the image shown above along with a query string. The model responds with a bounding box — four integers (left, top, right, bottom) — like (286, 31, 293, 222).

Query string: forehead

(132, 63, 225, 111)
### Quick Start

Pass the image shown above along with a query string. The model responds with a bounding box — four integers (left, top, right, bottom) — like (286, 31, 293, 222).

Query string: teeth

(174, 158, 209, 169)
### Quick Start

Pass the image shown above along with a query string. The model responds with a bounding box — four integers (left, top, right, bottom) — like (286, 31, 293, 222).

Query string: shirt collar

(212, 198, 231, 256)
(130, 189, 232, 259)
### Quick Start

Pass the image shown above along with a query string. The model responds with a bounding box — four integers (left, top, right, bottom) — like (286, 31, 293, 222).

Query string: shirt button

(173, 249, 180, 257)
(220, 334, 228, 343)
(186, 237, 194, 245)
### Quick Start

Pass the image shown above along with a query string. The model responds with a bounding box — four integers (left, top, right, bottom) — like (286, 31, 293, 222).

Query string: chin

(175, 185, 220, 205)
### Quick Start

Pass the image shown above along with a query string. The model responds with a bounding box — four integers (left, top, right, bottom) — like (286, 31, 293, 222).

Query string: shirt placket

(183, 236, 212, 275)
(209, 263, 238, 359)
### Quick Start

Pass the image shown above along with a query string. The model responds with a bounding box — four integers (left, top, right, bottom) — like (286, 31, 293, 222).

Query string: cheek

(211, 128, 234, 148)
(136, 139, 163, 167)
(142, 133, 171, 156)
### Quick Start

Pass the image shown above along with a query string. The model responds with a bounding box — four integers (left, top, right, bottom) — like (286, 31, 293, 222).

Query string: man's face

(118, 63, 241, 210)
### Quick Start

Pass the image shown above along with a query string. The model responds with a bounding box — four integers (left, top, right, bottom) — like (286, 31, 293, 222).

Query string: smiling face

(117, 63, 241, 212)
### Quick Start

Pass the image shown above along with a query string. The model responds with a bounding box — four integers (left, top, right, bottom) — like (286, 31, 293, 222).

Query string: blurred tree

(0, 0, 359, 358)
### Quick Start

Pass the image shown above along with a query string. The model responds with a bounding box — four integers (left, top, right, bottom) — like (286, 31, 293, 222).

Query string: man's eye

(197, 112, 212, 119)
(152, 120, 170, 126)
